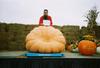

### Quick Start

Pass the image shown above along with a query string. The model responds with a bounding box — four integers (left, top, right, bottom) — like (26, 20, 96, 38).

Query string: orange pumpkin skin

(78, 40, 96, 55)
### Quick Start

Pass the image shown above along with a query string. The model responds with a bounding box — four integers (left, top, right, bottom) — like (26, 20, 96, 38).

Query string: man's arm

(39, 16, 43, 26)
(49, 16, 53, 26)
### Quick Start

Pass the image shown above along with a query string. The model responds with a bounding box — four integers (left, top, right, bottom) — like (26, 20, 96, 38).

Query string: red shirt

(39, 16, 53, 26)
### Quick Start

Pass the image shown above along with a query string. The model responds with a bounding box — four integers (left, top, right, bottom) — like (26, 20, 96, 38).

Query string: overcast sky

(0, 0, 100, 27)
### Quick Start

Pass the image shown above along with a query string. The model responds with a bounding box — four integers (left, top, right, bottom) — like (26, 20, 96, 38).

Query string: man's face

(44, 11, 48, 16)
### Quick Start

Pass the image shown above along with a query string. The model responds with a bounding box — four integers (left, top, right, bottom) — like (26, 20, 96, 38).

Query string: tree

(85, 6, 99, 35)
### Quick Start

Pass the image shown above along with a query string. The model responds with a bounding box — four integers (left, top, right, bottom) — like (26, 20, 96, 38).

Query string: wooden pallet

(25, 52, 64, 57)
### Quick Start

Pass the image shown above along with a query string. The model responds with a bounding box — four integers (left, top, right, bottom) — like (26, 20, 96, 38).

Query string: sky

(0, 0, 100, 27)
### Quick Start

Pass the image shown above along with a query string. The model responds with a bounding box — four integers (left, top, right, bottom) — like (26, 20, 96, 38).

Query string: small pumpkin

(25, 26, 66, 53)
(78, 40, 96, 55)
(67, 45, 72, 52)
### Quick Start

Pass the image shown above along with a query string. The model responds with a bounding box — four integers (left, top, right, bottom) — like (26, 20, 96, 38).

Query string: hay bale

(61, 25, 80, 43)
(0, 23, 8, 32)
(0, 32, 8, 50)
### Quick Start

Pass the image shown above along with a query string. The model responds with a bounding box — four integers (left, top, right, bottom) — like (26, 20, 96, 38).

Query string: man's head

(44, 9, 48, 16)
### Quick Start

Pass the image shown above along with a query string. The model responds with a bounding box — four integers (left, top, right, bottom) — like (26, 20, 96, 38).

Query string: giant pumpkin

(25, 26, 66, 53)
(78, 40, 96, 55)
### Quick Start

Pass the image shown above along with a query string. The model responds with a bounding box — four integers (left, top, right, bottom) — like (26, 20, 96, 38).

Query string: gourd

(25, 26, 66, 53)
(96, 47, 100, 54)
